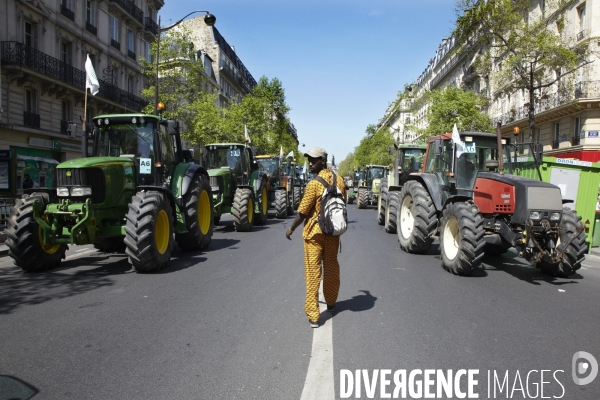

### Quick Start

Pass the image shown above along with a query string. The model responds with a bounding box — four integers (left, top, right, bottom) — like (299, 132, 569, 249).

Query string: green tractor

(357, 165, 388, 209)
(286, 160, 304, 209)
(378, 143, 427, 233)
(6, 114, 214, 273)
(204, 143, 269, 231)
(255, 155, 296, 219)
(346, 169, 362, 204)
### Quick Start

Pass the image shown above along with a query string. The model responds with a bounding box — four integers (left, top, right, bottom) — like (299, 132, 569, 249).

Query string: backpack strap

(315, 176, 328, 188)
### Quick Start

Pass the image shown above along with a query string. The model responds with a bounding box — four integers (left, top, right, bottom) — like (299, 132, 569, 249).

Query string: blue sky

(161, 0, 457, 163)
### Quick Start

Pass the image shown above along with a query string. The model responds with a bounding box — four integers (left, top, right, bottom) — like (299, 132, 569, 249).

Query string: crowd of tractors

(5, 113, 306, 273)
(5, 112, 587, 279)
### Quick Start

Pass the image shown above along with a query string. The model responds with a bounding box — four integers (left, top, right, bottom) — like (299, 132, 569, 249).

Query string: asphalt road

(1, 203, 600, 399)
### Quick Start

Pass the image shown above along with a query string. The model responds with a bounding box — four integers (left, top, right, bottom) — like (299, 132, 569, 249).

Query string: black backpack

(315, 173, 348, 236)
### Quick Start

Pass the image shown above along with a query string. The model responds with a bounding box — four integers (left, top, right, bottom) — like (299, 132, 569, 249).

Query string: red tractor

(397, 131, 586, 277)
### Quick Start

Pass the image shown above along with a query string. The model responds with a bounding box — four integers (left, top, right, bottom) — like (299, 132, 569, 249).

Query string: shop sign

(556, 158, 593, 167)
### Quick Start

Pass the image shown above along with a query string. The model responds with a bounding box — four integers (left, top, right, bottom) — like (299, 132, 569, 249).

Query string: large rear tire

(125, 191, 174, 272)
(232, 188, 254, 231)
(377, 178, 388, 225)
(439, 201, 485, 276)
(287, 191, 294, 215)
(176, 173, 214, 251)
(255, 179, 269, 225)
(385, 191, 399, 234)
(538, 207, 587, 277)
(6, 194, 67, 272)
(293, 186, 301, 210)
(357, 188, 368, 209)
(397, 181, 437, 254)
(275, 190, 288, 219)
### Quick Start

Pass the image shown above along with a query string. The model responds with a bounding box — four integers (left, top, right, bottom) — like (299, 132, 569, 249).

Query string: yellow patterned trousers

(303, 234, 340, 322)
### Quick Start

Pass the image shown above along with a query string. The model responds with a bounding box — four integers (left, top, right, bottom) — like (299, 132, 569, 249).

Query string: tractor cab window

(157, 124, 175, 188)
(257, 158, 279, 176)
(95, 122, 155, 159)
(368, 167, 385, 181)
(402, 149, 425, 173)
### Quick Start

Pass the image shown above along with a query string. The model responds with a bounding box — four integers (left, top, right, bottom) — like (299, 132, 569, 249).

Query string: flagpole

(82, 56, 89, 158)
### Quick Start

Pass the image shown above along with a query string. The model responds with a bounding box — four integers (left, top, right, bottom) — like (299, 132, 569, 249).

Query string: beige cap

(304, 146, 327, 159)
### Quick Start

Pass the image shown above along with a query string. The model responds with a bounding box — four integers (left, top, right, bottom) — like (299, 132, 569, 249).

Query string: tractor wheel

(439, 201, 485, 276)
(94, 237, 126, 253)
(293, 186, 301, 210)
(377, 178, 388, 225)
(538, 207, 587, 277)
(124, 191, 174, 272)
(357, 188, 368, 209)
(255, 180, 269, 225)
(176, 173, 214, 251)
(287, 191, 294, 215)
(385, 191, 399, 234)
(347, 196, 354, 205)
(397, 181, 437, 254)
(275, 190, 288, 219)
(232, 188, 254, 232)
(6, 194, 68, 272)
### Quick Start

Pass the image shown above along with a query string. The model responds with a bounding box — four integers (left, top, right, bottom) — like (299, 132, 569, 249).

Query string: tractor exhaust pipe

(496, 122, 504, 174)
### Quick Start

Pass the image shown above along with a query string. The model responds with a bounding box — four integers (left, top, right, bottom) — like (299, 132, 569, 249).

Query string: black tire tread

(377, 178, 388, 225)
(232, 188, 254, 231)
(275, 190, 288, 219)
(398, 181, 437, 254)
(357, 188, 368, 209)
(175, 174, 214, 251)
(385, 191, 399, 234)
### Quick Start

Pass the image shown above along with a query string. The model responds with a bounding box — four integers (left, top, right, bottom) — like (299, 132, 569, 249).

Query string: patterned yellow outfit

(297, 169, 347, 323)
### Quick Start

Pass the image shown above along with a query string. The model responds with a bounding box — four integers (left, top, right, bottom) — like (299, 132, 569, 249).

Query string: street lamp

(154, 11, 216, 115)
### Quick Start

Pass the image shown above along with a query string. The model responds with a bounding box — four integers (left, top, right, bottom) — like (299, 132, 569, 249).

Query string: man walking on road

(285, 147, 347, 328)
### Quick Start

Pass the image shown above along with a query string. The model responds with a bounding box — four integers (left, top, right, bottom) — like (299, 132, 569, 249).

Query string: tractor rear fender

(137, 185, 185, 232)
(407, 174, 443, 212)
(24, 188, 58, 203)
(253, 171, 269, 193)
(179, 164, 210, 197)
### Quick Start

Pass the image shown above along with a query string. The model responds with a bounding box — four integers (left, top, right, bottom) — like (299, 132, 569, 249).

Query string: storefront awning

(16, 155, 60, 164)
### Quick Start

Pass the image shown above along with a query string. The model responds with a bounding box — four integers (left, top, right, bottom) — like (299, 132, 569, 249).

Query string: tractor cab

(204, 144, 255, 189)
(92, 114, 181, 188)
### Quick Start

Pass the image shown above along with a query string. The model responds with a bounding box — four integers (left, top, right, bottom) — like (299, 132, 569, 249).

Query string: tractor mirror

(251, 146, 258, 156)
(433, 139, 443, 156)
(167, 120, 179, 135)
(182, 149, 194, 163)
(388, 146, 394, 155)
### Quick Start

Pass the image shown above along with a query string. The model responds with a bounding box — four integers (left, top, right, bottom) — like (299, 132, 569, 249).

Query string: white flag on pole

(302, 160, 307, 177)
(280, 146, 284, 160)
(286, 150, 294, 159)
(452, 123, 465, 158)
(85, 54, 100, 95)
(244, 125, 251, 143)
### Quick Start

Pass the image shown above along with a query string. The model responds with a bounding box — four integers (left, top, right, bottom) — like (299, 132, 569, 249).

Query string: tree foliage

(140, 30, 298, 155)
(453, 0, 592, 141)
(425, 85, 492, 137)
(350, 125, 394, 168)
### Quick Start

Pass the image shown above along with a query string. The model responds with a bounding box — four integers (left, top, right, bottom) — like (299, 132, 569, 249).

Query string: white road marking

(301, 281, 335, 400)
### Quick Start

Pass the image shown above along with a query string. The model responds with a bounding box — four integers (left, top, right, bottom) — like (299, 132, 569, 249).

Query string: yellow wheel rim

(38, 219, 60, 255)
(261, 188, 268, 215)
(155, 209, 170, 254)
(198, 190, 211, 235)
(248, 198, 254, 223)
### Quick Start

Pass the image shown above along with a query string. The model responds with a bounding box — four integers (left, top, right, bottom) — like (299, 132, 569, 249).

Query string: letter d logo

(572, 351, 598, 385)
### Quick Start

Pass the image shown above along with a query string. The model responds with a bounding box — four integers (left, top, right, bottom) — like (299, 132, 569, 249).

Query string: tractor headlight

(550, 212, 561, 221)
(57, 187, 70, 197)
(529, 211, 541, 220)
(70, 187, 92, 196)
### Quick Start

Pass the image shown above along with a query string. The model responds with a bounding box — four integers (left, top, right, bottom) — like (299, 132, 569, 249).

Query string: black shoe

(326, 304, 335, 313)
(309, 319, 319, 328)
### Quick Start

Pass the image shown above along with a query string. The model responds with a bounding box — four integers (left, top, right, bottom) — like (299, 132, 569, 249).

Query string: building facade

(379, 0, 600, 162)
(0, 0, 162, 195)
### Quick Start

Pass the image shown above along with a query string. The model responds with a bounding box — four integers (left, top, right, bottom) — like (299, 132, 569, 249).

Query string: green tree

(425, 85, 492, 138)
(454, 0, 593, 142)
(337, 152, 356, 176)
(353, 125, 394, 167)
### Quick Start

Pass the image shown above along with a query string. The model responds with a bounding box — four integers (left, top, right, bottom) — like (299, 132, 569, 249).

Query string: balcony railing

(1, 41, 146, 111)
(85, 22, 97, 36)
(494, 81, 600, 126)
(145, 17, 159, 35)
(111, 0, 144, 25)
(128, 50, 136, 60)
(23, 111, 40, 129)
(111, 39, 121, 51)
(60, 4, 75, 21)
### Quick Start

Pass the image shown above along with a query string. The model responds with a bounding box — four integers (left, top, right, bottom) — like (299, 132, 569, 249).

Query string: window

(61, 0, 72, 9)
(62, 100, 72, 123)
(86, 1, 96, 25)
(578, 4, 585, 30)
(111, 68, 119, 86)
(110, 15, 119, 42)
(60, 41, 72, 65)
(24, 21, 38, 49)
(573, 117, 581, 146)
(143, 40, 152, 62)
(25, 89, 38, 113)
(553, 122, 560, 149)
(127, 75, 135, 93)
(128, 30, 135, 52)
(537, 128, 541, 144)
